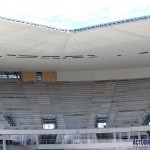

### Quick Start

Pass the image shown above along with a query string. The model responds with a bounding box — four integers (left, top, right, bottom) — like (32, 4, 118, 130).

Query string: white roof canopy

(0, 18, 150, 71)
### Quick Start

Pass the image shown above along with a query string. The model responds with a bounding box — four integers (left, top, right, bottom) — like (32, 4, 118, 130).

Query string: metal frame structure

(0, 15, 150, 33)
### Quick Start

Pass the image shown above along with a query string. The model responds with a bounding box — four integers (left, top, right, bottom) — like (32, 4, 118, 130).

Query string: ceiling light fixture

(7, 54, 16, 56)
(139, 52, 149, 54)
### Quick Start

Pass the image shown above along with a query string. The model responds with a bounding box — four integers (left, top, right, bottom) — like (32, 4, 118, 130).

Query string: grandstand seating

(0, 78, 150, 129)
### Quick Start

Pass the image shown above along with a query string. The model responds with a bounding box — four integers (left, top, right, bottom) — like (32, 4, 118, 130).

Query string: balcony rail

(38, 139, 134, 145)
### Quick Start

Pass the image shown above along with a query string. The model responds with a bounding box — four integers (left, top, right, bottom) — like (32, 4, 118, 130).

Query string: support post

(138, 131, 141, 139)
(128, 132, 130, 141)
(24, 135, 27, 145)
(87, 133, 90, 143)
(62, 134, 64, 144)
(36, 135, 39, 145)
(3, 135, 6, 150)
(113, 132, 116, 143)
(119, 132, 122, 142)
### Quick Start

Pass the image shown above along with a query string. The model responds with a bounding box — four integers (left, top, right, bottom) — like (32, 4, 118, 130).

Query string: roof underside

(0, 18, 150, 71)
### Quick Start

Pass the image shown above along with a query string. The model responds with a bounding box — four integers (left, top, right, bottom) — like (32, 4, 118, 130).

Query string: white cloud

(0, 0, 150, 29)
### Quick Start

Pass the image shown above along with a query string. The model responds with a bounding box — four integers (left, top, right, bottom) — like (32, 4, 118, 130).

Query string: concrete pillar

(128, 132, 130, 141)
(24, 135, 27, 145)
(3, 135, 6, 150)
(138, 131, 141, 139)
(36, 135, 39, 145)
(21, 135, 24, 145)
(119, 132, 122, 142)
(113, 132, 116, 143)
(62, 134, 64, 144)
(87, 133, 90, 143)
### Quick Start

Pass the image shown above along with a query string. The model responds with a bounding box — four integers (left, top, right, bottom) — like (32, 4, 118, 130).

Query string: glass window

(0, 72, 20, 79)
(43, 123, 55, 129)
(98, 122, 107, 128)
(43, 118, 56, 129)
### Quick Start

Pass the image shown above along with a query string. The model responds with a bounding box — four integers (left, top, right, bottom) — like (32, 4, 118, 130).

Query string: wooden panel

(21, 72, 36, 83)
(42, 72, 57, 82)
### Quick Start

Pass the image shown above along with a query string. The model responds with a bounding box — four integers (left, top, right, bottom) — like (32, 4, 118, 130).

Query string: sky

(0, 0, 150, 29)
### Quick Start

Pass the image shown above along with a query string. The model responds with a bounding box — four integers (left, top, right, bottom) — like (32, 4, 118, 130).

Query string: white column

(128, 132, 130, 141)
(119, 132, 122, 142)
(113, 132, 116, 143)
(24, 135, 27, 145)
(62, 134, 64, 144)
(3, 135, 6, 150)
(87, 133, 90, 144)
(36, 135, 39, 145)
(138, 132, 141, 139)
(21, 135, 24, 145)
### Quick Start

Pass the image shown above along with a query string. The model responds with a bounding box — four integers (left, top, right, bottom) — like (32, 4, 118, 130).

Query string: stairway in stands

(88, 113, 96, 128)
(56, 114, 66, 129)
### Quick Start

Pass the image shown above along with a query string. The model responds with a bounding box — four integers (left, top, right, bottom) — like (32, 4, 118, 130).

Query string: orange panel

(43, 72, 57, 82)
(21, 72, 36, 83)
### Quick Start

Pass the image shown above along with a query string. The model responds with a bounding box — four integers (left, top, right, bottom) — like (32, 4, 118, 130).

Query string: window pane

(43, 123, 55, 129)
(98, 123, 106, 128)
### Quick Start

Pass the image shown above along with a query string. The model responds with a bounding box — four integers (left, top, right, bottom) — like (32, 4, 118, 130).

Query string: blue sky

(0, 0, 150, 29)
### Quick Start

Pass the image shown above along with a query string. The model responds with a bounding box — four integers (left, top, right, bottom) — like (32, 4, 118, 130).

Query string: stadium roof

(0, 18, 150, 71)
(0, 0, 150, 129)
(0, 0, 150, 71)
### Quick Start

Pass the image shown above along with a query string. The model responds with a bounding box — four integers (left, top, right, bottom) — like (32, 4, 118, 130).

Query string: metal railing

(38, 138, 134, 145)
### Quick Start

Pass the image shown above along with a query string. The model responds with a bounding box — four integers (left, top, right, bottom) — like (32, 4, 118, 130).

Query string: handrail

(0, 125, 149, 135)
(37, 139, 134, 144)
(7, 139, 135, 146)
